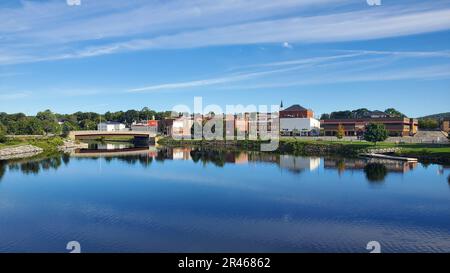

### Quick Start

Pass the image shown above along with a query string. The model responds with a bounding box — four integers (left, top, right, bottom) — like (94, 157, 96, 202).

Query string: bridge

(68, 130, 157, 144)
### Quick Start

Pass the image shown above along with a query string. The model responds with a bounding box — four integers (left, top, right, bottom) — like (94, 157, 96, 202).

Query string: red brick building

(321, 117, 418, 137)
(280, 104, 314, 118)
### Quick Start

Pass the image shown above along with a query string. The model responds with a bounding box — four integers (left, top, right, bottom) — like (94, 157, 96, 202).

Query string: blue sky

(0, 0, 450, 118)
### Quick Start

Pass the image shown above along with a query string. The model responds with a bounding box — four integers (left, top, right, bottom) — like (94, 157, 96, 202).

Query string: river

(0, 142, 449, 252)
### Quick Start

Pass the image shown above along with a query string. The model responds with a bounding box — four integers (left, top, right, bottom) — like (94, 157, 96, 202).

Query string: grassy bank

(158, 137, 450, 164)
(0, 136, 64, 154)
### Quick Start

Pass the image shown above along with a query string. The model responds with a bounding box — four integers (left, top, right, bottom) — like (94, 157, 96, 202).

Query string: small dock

(360, 153, 418, 162)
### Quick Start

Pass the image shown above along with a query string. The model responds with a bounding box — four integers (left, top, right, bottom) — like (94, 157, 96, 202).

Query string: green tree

(330, 110, 352, 119)
(124, 110, 139, 125)
(80, 119, 97, 130)
(0, 123, 7, 143)
(384, 108, 406, 118)
(336, 124, 345, 139)
(24, 118, 44, 135)
(351, 108, 370, 118)
(36, 109, 60, 134)
(364, 123, 389, 145)
(418, 118, 439, 130)
(61, 122, 77, 137)
(320, 113, 330, 120)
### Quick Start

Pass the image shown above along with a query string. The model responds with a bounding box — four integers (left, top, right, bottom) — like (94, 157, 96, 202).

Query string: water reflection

(364, 163, 388, 183)
(324, 158, 418, 173)
(0, 153, 69, 178)
(1, 145, 449, 253)
(0, 145, 435, 184)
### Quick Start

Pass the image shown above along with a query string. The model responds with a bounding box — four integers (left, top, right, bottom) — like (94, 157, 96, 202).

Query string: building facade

(97, 122, 126, 132)
(131, 120, 158, 135)
(280, 104, 320, 136)
(321, 117, 418, 137)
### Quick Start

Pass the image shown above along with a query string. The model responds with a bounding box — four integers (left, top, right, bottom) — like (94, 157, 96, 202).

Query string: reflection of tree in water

(336, 159, 346, 175)
(364, 163, 388, 183)
(115, 155, 153, 167)
(190, 148, 227, 167)
(447, 175, 450, 186)
(156, 148, 171, 162)
(0, 153, 68, 179)
(0, 161, 6, 181)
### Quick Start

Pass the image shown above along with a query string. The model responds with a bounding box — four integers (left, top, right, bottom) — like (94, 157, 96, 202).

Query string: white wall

(280, 118, 320, 134)
(97, 123, 126, 131)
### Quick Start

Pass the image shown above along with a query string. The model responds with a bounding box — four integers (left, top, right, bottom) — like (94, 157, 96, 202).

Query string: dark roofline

(281, 104, 309, 112)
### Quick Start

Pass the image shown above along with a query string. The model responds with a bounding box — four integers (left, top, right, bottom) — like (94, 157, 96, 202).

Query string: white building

(280, 117, 320, 136)
(280, 156, 320, 172)
(172, 116, 194, 138)
(97, 122, 126, 132)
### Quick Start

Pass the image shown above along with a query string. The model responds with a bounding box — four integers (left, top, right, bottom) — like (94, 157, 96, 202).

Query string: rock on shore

(0, 145, 44, 160)
(58, 140, 88, 153)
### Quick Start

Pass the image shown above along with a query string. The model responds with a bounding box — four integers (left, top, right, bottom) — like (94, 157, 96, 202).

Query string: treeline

(0, 108, 174, 141)
(320, 108, 406, 120)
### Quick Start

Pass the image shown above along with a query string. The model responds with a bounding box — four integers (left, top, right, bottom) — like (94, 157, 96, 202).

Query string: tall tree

(364, 123, 389, 145)
(385, 108, 406, 118)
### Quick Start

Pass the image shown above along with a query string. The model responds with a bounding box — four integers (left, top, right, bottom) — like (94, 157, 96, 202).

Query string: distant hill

(419, 112, 450, 120)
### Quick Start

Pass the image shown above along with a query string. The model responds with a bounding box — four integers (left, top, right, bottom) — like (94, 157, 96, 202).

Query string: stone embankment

(0, 145, 44, 160)
(58, 140, 88, 153)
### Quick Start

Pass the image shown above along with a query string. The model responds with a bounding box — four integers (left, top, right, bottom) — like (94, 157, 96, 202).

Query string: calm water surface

(0, 143, 449, 253)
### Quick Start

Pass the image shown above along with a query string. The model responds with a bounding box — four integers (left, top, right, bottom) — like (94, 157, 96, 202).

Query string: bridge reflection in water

(0, 145, 433, 184)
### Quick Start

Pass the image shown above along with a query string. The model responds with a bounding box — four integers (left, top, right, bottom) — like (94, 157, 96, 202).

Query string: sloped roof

(281, 104, 308, 112)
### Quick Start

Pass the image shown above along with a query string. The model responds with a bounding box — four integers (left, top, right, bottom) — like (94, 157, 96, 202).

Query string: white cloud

(1, 1, 450, 64)
(128, 64, 313, 92)
(128, 50, 450, 92)
(282, 42, 293, 49)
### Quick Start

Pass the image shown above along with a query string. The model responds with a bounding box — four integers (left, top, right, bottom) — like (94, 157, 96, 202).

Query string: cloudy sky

(1, 0, 450, 117)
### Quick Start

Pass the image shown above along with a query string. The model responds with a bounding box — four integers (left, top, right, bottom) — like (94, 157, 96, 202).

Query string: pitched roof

(281, 104, 308, 112)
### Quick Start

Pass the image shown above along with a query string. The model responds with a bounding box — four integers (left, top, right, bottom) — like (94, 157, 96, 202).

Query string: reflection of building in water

(248, 152, 279, 164)
(279, 155, 320, 172)
(248, 153, 321, 173)
(97, 143, 130, 150)
(324, 158, 418, 173)
(172, 148, 192, 160)
(234, 153, 249, 164)
(221, 152, 249, 164)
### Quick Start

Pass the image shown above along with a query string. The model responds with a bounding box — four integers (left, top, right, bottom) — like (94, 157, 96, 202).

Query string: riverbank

(0, 137, 86, 160)
(157, 138, 450, 165)
(0, 145, 44, 160)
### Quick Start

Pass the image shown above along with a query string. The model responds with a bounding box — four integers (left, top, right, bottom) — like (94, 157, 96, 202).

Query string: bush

(418, 118, 439, 130)
(364, 123, 388, 144)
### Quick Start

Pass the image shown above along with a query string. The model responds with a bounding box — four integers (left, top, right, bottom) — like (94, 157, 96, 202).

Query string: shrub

(364, 123, 388, 145)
